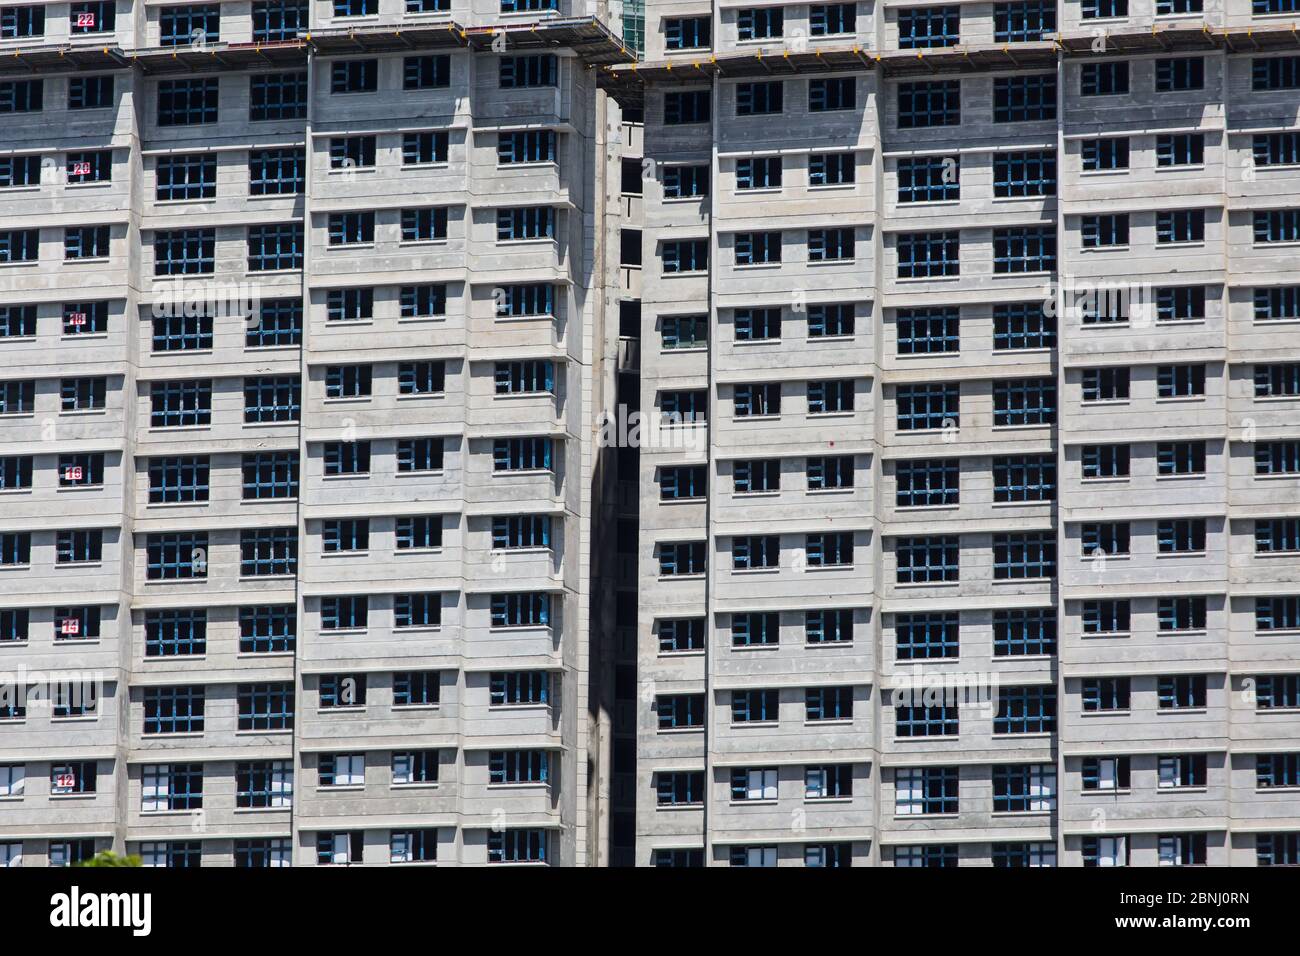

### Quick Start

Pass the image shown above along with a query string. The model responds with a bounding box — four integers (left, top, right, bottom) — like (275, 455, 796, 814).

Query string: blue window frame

(809, 77, 855, 111)
(994, 378, 1056, 426)
(492, 436, 553, 471)
(661, 314, 707, 348)
(247, 223, 303, 271)
(806, 532, 853, 566)
(995, 686, 1055, 733)
(736, 6, 783, 39)
(895, 535, 959, 583)
(497, 129, 553, 165)
(320, 597, 368, 632)
(395, 515, 441, 550)
(994, 1, 1054, 41)
(993, 226, 1055, 273)
(896, 458, 959, 507)
(1157, 209, 1206, 244)
(68, 75, 112, 110)
(805, 609, 853, 644)
(994, 149, 1056, 196)
(325, 288, 373, 323)
(0, 455, 32, 490)
(55, 529, 102, 564)
(240, 528, 297, 577)
(897, 231, 959, 277)
(1082, 443, 1129, 479)
(1255, 209, 1300, 244)
(145, 609, 207, 657)
(239, 606, 295, 653)
(732, 689, 779, 722)
(393, 670, 440, 703)
(1080, 61, 1129, 96)
(404, 54, 450, 90)
(331, 60, 377, 94)
(659, 464, 707, 499)
(243, 375, 300, 423)
(396, 438, 443, 473)
(242, 451, 298, 500)
(733, 383, 779, 417)
(896, 307, 958, 353)
(149, 379, 211, 427)
(1158, 596, 1206, 631)
(64, 225, 109, 259)
(248, 147, 304, 196)
(735, 80, 783, 116)
(487, 829, 547, 864)
(1082, 599, 1130, 634)
(993, 532, 1055, 579)
(0, 5, 44, 38)
(148, 456, 210, 504)
(71, 0, 114, 31)
(664, 15, 710, 49)
(250, 72, 307, 118)
(806, 686, 852, 721)
(736, 156, 782, 190)
(490, 670, 550, 705)
(994, 609, 1056, 656)
(157, 78, 217, 125)
(808, 303, 855, 337)
(489, 750, 548, 784)
(809, 152, 854, 185)
(238, 683, 293, 730)
(323, 441, 370, 475)
(61, 301, 109, 336)
(994, 75, 1056, 122)
(0, 532, 31, 566)
(896, 383, 958, 430)
(490, 593, 551, 627)
(0, 79, 42, 113)
(656, 770, 703, 805)
(1081, 136, 1129, 171)
(160, 4, 219, 45)
(895, 612, 959, 659)
(895, 704, 958, 737)
(491, 515, 551, 549)
(734, 231, 781, 265)
(1156, 133, 1204, 166)
(731, 535, 778, 570)
(0, 229, 37, 262)
(662, 239, 708, 273)
(499, 54, 557, 88)
(733, 613, 780, 650)
(1257, 597, 1300, 631)
(1253, 132, 1300, 167)
(664, 89, 710, 124)
(658, 618, 706, 652)
(0, 154, 40, 187)
(0, 305, 36, 337)
(661, 164, 709, 198)
(52, 606, 100, 641)
(1256, 519, 1300, 553)
(252, 0, 305, 41)
(734, 458, 780, 493)
(1155, 56, 1204, 92)
(1157, 674, 1206, 709)
(1255, 287, 1300, 321)
(497, 206, 554, 242)
(809, 227, 855, 261)
(810, 3, 855, 34)
(400, 207, 448, 242)
(156, 153, 216, 201)
(734, 307, 781, 341)
(146, 532, 208, 580)
(153, 228, 215, 275)
(143, 686, 205, 734)
(1259, 833, 1300, 866)
(330, 135, 375, 169)
(993, 455, 1055, 502)
(993, 302, 1055, 349)
(897, 155, 958, 202)
(660, 540, 707, 575)
(1257, 754, 1300, 789)
(399, 360, 445, 396)
(898, 6, 959, 47)
(0, 608, 29, 642)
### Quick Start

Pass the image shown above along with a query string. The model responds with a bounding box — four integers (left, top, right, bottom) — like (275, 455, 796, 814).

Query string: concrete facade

(620, 2, 1300, 865)
(0, 0, 632, 865)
